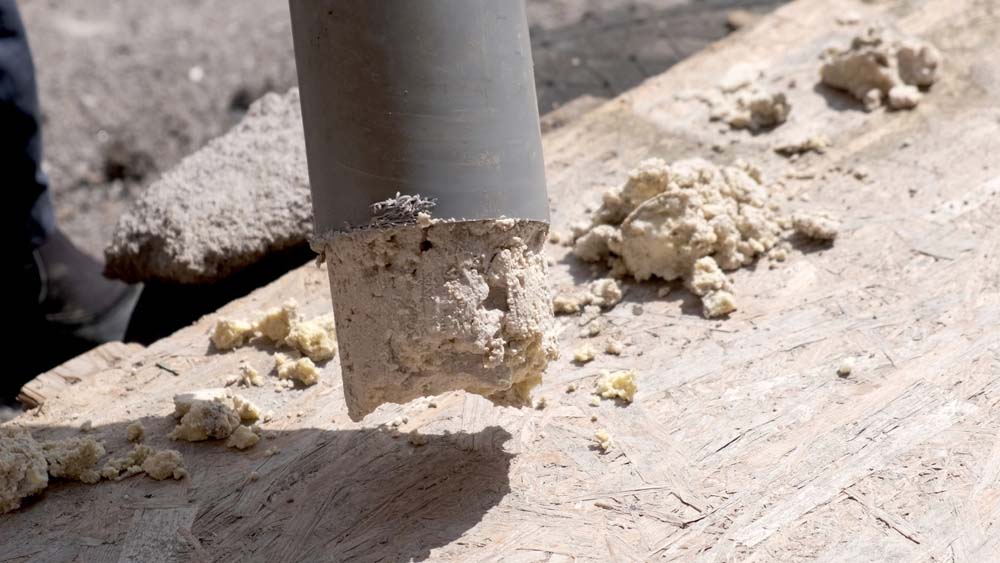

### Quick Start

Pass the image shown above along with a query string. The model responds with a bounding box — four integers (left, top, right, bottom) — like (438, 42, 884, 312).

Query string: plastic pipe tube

(290, 0, 550, 234)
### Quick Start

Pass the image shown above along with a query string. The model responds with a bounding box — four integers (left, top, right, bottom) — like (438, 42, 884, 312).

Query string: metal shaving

(369, 193, 438, 228)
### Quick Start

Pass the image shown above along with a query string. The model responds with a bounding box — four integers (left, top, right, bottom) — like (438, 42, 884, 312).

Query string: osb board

(4, 0, 999, 560)
(17, 342, 145, 410)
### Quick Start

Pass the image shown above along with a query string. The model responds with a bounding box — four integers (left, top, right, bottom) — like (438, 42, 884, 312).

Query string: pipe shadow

(124, 244, 316, 346)
(1, 419, 513, 563)
(788, 232, 836, 255)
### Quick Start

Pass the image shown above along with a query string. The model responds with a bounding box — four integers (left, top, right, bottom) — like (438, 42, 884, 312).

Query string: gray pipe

(289, 0, 550, 233)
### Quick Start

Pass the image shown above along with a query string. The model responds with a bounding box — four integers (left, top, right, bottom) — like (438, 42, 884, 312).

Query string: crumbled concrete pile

(321, 211, 558, 421)
(791, 212, 840, 241)
(101, 445, 188, 481)
(594, 429, 613, 452)
(553, 278, 623, 314)
(211, 299, 338, 370)
(820, 25, 941, 111)
(41, 437, 106, 484)
(573, 345, 596, 364)
(700, 64, 791, 131)
(1, 425, 187, 514)
(273, 354, 321, 387)
(126, 421, 145, 443)
(1, 427, 49, 514)
(595, 370, 638, 403)
(169, 389, 261, 450)
(774, 135, 831, 157)
(565, 158, 838, 318)
(104, 89, 311, 284)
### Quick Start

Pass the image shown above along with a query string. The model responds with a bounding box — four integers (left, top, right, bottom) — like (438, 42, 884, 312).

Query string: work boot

(7, 230, 140, 405)
(29, 230, 137, 330)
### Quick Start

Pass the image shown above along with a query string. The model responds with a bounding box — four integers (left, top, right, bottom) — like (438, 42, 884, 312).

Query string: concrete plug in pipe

(290, 0, 557, 420)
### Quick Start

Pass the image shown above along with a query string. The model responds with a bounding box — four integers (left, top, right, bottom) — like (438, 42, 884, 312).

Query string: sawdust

(322, 217, 558, 421)
(0, 427, 49, 514)
(820, 25, 941, 110)
(700, 64, 791, 131)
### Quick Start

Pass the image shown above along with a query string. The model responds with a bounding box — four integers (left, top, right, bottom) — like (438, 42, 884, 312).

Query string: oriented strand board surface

(4, 0, 999, 560)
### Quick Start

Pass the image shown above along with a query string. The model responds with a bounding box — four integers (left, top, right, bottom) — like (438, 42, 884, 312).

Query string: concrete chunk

(104, 89, 312, 284)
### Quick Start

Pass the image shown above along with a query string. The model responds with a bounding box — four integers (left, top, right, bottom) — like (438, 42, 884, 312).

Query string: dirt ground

(20, 0, 783, 259)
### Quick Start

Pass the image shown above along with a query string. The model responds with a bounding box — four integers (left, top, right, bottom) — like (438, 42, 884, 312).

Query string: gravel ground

(20, 0, 784, 258)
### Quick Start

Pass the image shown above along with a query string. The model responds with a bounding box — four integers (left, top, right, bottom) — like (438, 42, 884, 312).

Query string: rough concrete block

(104, 89, 312, 284)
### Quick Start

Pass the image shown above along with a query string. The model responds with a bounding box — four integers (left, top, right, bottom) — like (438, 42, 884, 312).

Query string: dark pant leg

(1, 0, 53, 253)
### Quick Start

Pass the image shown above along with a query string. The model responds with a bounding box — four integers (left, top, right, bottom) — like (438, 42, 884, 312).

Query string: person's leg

(0, 0, 54, 253)
(2, 0, 139, 404)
